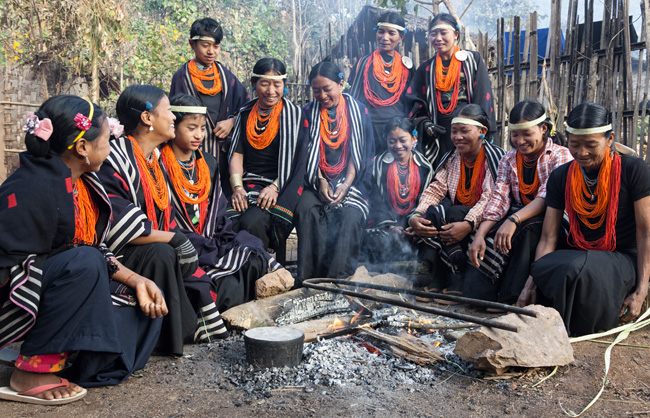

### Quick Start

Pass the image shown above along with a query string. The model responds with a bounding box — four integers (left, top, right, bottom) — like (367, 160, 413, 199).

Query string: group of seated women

(1, 10, 648, 406)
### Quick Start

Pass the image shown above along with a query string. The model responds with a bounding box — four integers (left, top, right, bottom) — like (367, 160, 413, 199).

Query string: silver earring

(85, 155, 90, 165)
(149, 125, 154, 132)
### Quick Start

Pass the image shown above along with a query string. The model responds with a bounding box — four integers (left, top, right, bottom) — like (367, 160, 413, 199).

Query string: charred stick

(302, 280, 521, 333)
(305, 278, 538, 318)
(390, 321, 474, 330)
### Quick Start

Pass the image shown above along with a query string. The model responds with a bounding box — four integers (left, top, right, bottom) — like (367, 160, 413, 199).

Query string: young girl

(227, 58, 309, 252)
(161, 94, 292, 313)
(409, 104, 505, 299)
(0, 95, 163, 405)
(295, 60, 375, 283)
(466, 100, 572, 304)
(364, 117, 433, 263)
(517, 102, 650, 336)
(348, 12, 414, 154)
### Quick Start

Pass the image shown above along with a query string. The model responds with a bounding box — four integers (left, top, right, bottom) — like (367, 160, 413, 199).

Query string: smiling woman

(517, 102, 650, 336)
(227, 58, 310, 253)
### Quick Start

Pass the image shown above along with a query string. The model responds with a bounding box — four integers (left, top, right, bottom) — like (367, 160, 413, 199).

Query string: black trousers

(231, 206, 272, 249)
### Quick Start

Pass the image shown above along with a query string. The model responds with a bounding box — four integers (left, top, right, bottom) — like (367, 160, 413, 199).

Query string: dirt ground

(1, 319, 649, 418)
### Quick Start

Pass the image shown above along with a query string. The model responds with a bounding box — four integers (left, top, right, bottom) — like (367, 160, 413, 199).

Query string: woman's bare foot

(9, 368, 83, 400)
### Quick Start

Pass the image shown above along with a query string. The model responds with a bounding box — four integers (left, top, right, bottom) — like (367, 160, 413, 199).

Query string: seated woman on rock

(160, 94, 293, 306)
(347, 11, 414, 154)
(363, 116, 433, 264)
(409, 104, 505, 300)
(0, 95, 164, 405)
(466, 99, 572, 304)
(227, 58, 309, 252)
(295, 60, 375, 283)
(517, 102, 650, 336)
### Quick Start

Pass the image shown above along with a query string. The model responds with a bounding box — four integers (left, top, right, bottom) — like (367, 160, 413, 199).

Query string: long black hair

(25, 95, 105, 157)
(509, 99, 565, 145)
(567, 102, 612, 137)
(384, 116, 416, 138)
(190, 18, 223, 44)
(170, 94, 205, 125)
(377, 12, 406, 34)
(456, 104, 489, 129)
(308, 58, 344, 84)
(250, 58, 287, 86)
(429, 13, 459, 34)
(116, 85, 167, 135)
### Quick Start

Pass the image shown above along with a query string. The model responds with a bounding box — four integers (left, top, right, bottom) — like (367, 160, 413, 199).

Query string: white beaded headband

(252, 73, 287, 80)
(429, 24, 457, 32)
(509, 114, 547, 130)
(191, 36, 217, 42)
(451, 117, 486, 128)
(565, 124, 613, 135)
(170, 105, 207, 114)
(377, 22, 406, 32)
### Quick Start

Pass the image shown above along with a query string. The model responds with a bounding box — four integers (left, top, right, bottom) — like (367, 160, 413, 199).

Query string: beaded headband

(191, 36, 217, 42)
(451, 117, 486, 128)
(377, 22, 406, 32)
(430, 23, 457, 32)
(251, 73, 287, 80)
(68, 97, 94, 149)
(566, 124, 613, 135)
(170, 105, 207, 114)
(509, 114, 547, 130)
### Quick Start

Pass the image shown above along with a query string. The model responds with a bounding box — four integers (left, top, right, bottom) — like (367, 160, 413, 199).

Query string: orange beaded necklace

(455, 146, 486, 207)
(128, 135, 171, 230)
(73, 177, 99, 245)
(245, 101, 283, 150)
(564, 152, 621, 251)
(387, 157, 421, 215)
(319, 97, 350, 180)
(516, 150, 542, 204)
(363, 50, 409, 107)
(435, 45, 462, 115)
(188, 59, 222, 96)
(161, 145, 211, 234)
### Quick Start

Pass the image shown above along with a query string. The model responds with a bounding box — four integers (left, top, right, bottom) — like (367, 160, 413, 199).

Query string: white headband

(377, 22, 406, 32)
(565, 124, 613, 135)
(452, 117, 486, 128)
(170, 105, 207, 114)
(191, 36, 217, 42)
(430, 24, 457, 32)
(252, 73, 287, 80)
(509, 114, 547, 130)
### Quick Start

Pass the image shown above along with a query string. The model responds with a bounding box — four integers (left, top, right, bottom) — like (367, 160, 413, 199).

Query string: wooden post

(0, 62, 6, 183)
(528, 13, 538, 99)
(513, 16, 521, 104)
(497, 18, 506, 147)
(621, 0, 635, 147)
(521, 14, 532, 99)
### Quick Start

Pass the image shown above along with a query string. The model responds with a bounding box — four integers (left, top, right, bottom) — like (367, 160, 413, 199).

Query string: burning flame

(328, 317, 345, 330)
(350, 309, 363, 325)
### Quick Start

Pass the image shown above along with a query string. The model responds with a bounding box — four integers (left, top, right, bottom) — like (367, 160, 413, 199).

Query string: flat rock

(453, 305, 574, 374)
(348, 266, 413, 309)
(255, 268, 294, 299)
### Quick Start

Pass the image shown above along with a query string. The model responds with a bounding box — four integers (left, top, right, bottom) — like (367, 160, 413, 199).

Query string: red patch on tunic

(193, 267, 206, 277)
(297, 186, 303, 195)
(490, 107, 493, 113)
(486, 93, 490, 101)
(426, 65, 430, 71)
(230, 78, 235, 86)
(303, 120, 309, 128)
(407, 87, 412, 94)
(408, 112, 413, 117)
(113, 172, 129, 191)
(7, 194, 16, 208)
(421, 86, 426, 94)
(247, 183, 255, 189)
(210, 290, 218, 303)
(65, 177, 73, 193)
(365, 108, 368, 114)
(170, 219, 177, 229)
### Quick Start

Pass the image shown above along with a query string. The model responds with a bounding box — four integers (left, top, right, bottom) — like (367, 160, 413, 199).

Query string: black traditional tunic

(227, 97, 309, 250)
(0, 153, 161, 386)
(531, 155, 650, 336)
(408, 50, 495, 168)
(363, 149, 433, 263)
(348, 51, 414, 154)
(295, 94, 375, 282)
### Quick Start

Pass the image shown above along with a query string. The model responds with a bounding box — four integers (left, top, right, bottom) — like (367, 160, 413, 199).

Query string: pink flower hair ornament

(74, 113, 92, 131)
(107, 117, 124, 138)
(22, 112, 54, 141)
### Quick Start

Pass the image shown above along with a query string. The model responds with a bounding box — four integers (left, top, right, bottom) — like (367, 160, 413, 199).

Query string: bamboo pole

(528, 13, 538, 99)
(514, 16, 521, 104)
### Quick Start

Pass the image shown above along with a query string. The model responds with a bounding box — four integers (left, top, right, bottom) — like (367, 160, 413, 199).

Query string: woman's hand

(403, 227, 416, 237)
(329, 183, 349, 206)
(468, 234, 486, 268)
(214, 118, 235, 138)
(516, 276, 537, 307)
(318, 179, 334, 204)
(409, 216, 438, 238)
(619, 288, 648, 323)
(438, 221, 472, 245)
(494, 219, 517, 254)
(129, 275, 168, 319)
(258, 185, 279, 210)
(231, 186, 249, 212)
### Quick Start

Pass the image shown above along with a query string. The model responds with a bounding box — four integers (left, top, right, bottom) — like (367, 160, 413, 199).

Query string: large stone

(453, 305, 574, 374)
(255, 268, 294, 299)
(348, 266, 413, 309)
